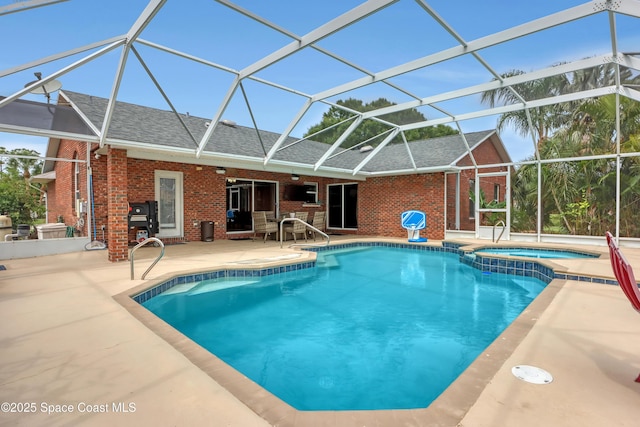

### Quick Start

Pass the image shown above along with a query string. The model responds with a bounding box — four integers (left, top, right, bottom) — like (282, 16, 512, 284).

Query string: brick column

(107, 147, 129, 262)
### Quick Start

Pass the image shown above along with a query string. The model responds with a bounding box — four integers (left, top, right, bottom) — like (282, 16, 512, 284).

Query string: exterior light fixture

(216, 167, 226, 175)
(291, 174, 300, 181)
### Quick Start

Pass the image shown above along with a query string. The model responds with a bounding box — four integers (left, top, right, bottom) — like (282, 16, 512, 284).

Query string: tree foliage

(304, 98, 457, 148)
(482, 63, 640, 236)
(0, 147, 45, 227)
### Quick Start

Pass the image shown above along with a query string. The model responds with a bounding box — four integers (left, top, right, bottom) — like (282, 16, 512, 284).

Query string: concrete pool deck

(1, 236, 639, 426)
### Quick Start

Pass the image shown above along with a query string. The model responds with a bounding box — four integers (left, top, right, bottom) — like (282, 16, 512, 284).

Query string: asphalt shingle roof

(61, 90, 502, 174)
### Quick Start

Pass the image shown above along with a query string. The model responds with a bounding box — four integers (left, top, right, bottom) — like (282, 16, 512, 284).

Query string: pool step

(161, 279, 260, 296)
(160, 282, 200, 295)
(188, 279, 260, 295)
(317, 254, 340, 268)
(324, 246, 371, 256)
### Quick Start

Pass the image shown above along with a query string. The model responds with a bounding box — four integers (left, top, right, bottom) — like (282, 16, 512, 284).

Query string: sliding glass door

(327, 183, 358, 229)
(226, 179, 277, 233)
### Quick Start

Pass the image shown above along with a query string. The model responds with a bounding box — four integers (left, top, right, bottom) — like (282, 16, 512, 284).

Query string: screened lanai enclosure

(1, 0, 640, 243)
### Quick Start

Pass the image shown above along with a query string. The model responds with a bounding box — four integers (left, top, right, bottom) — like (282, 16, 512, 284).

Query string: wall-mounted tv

(283, 184, 315, 203)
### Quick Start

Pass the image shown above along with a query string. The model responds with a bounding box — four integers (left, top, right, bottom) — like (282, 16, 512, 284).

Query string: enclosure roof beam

(0, 40, 125, 110)
(0, 0, 67, 16)
(311, 1, 599, 102)
(237, 0, 398, 79)
(98, 0, 167, 147)
(359, 55, 613, 120)
(399, 87, 615, 131)
(313, 116, 363, 171)
(352, 128, 400, 175)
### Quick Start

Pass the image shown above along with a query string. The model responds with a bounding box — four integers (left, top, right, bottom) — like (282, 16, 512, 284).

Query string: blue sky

(1, 0, 639, 161)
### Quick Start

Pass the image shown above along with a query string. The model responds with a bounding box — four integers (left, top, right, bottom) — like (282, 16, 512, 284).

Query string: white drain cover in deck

(512, 365, 553, 384)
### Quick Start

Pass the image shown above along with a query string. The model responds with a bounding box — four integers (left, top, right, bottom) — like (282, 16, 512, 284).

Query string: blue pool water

(142, 246, 546, 411)
(475, 247, 596, 259)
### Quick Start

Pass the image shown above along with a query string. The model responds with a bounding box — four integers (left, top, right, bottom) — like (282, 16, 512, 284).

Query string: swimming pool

(475, 247, 597, 259)
(141, 245, 546, 411)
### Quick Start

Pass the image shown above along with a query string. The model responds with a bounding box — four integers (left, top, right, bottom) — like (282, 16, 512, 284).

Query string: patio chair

(605, 231, 640, 382)
(309, 211, 326, 241)
(283, 212, 308, 243)
(252, 211, 278, 242)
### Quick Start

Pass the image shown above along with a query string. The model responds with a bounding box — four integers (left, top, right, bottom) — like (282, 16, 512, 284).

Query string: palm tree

(567, 63, 638, 93)
(481, 69, 571, 149)
(509, 161, 538, 232)
(482, 62, 640, 236)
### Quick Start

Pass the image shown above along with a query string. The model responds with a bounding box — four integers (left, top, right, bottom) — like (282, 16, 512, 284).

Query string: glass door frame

(154, 170, 184, 238)
(225, 178, 279, 234)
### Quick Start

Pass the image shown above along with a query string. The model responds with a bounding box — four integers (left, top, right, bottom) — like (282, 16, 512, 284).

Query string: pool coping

(113, 241, 583, 426)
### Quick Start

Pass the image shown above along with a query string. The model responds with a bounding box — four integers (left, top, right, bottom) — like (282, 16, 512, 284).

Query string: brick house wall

(359, 174, 445, 240)
(106, 147, 128, 261)
(48, 134, 506, 261)
(49, 140, 89, 235)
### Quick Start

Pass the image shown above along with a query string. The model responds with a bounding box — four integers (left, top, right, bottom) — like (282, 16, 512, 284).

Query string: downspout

(86, 144, 92, 239)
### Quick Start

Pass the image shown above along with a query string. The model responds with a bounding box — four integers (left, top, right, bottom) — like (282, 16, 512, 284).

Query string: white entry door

(155, 170, 183, 238)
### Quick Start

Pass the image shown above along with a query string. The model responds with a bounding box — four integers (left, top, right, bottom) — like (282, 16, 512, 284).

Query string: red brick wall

(91, 151, 108, 236)
(107, 147, 129, 261)
(359, 174, 445, 240)
(49, 140, 89, 235)
(48, 145, 449, 249)
(47, 136, 507, 262)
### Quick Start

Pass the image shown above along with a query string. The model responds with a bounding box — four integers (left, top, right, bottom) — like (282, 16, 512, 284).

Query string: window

(327, 183, 358, 229)
(469, 179, 475, 220)
(494, 184, 500, 202)
(303, 182, 318, 204)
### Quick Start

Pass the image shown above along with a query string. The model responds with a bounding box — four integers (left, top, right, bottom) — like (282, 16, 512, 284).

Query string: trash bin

(201, 221, 214, 242)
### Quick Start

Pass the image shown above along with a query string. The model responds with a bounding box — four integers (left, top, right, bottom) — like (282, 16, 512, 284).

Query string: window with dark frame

(328, 183, 358, 229)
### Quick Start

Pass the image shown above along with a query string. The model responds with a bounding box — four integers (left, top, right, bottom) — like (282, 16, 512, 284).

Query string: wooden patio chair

(252, 211, 278, 242)
(309, 211, 326, 241)
(605, 231, 640, 382)
(283, 212, 308, 242)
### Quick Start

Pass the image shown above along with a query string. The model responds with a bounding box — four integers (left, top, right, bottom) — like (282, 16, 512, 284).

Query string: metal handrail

(130, 237, 165, 280)
(279, 217, 330, 248)
(493, 220, 506, 243)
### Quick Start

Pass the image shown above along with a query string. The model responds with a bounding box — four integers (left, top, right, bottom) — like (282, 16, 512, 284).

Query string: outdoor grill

(128, 201, 159, 241)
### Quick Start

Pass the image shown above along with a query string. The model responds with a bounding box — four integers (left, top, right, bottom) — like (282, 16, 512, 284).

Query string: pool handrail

(279, 217, 330, 249)
(493, 220, 506, 243)
(130, 237, 165, 280)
